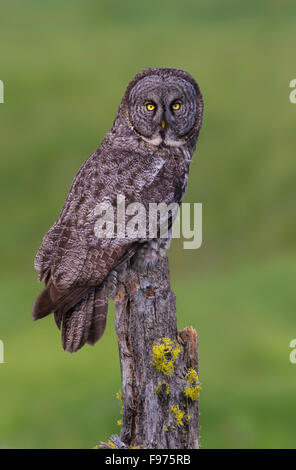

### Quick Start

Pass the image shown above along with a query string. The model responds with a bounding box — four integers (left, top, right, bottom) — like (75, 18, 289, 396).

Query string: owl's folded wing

(35, 220, 139, 291)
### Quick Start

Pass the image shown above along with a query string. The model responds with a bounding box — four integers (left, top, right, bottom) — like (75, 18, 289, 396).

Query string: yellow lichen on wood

(116, 391, 123, 403)
(170, 405, 185, 426)
(184, 368, 201, 401)
(152, 337, 181, 376)
(107, 440, 116, 448)
(154, 380, 170, 395)
(116, 390, 123, 426)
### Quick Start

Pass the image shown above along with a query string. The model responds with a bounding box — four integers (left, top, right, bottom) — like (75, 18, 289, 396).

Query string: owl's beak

(161, 120, 166, 129)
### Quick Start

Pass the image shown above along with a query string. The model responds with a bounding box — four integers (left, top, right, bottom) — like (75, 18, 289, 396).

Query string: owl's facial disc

(127, 75, 199, 147)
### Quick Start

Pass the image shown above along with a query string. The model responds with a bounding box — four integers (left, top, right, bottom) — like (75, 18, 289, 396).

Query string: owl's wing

(35, 221, 137, 290)
(33, 149, 145, 352)
(34, 149, 140, 291)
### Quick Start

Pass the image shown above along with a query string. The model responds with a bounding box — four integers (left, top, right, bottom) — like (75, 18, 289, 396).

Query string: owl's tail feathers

(32, 282, 108, 353)
(32, 281, 65, 321)
(32, 281, 89, 322)
(61, 284, 108, 353)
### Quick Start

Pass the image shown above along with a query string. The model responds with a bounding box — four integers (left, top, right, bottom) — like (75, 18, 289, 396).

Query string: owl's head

(122, 68, 203, 147)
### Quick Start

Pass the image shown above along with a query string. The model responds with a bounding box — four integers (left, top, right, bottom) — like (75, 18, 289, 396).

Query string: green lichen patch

(184, 368, 201, 401)
(152, 337, 181, 376)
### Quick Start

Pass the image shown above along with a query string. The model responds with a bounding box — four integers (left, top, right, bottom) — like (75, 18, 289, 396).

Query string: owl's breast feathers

(33, 142, 192, 352)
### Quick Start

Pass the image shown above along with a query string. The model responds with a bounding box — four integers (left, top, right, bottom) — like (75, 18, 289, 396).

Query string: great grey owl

(33, 68, 204, 353)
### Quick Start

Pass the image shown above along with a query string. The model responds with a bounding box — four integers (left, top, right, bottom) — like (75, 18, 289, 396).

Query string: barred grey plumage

(33, 68, 204, 353)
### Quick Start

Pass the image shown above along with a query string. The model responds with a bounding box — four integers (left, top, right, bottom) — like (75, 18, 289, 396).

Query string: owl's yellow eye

(172, 102, 181, 111)
(146, 103, 156, 111)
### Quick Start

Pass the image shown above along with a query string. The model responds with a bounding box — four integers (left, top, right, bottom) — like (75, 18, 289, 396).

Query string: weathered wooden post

(100, 256, 200, 449)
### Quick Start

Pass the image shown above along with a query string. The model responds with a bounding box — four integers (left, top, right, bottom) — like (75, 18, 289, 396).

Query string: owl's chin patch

(163, 137, 185, 147)
(141, 134, 184, 148)
(141, 135, 163, 146)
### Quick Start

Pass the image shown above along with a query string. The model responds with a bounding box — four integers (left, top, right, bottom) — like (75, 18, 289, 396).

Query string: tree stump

(112, 256, 200, 449)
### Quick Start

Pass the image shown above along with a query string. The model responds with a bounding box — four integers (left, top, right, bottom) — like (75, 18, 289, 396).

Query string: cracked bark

(113, 256, 199, 449)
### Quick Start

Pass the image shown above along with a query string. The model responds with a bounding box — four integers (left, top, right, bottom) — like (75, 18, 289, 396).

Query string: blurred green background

(0, 0, 296, 449)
